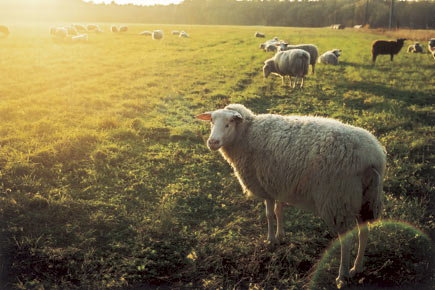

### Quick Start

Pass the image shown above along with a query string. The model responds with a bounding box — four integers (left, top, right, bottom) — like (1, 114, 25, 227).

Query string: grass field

(0, 24, 434, 290)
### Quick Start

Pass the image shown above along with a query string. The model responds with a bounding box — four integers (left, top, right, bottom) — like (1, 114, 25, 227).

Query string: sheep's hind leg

(336, 229, 352, 289)
(274, 201, 284, 242)
(264, 199, 275, 244)
(350, 221, 369, 277)
(300, 76, 304, 88)
(293, 76, 298, 88)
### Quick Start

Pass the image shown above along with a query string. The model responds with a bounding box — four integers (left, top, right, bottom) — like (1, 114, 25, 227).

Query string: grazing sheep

(179, 31, 189, 38)
(172, 30, 179, 35)
(52, 27, 68, 40)
(140, 31, 152, 36)
(87, 24, 98, 31)
(265, 43, 277, 52)
(263, 49, 310, 88)
(152, 30, 163, 40)
(119, 26, 128, 32)
(371, 38, 406, 63)
(260, 37, 282, 51)
(318, 49, 342, 65)
(255, 31, 265, 38)
(407, 42, 423, 53)
(277, 44, 318, 74)
(195, 103, 386, 289)
(111, 25, 118, 33)
(95, 28, 104, 34)
(65, 26, 78, 36)
(353, 25, 363, 29)
(332, 24, 345, 29)
(428, 38, 435, 53)
(73, 24, 87, 32)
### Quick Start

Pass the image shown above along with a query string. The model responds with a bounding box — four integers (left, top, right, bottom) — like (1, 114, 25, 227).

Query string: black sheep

(371, 38, 406, 63)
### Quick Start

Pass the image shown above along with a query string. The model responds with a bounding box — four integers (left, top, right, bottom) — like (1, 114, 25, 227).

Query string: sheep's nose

(207, 138, 220, 150)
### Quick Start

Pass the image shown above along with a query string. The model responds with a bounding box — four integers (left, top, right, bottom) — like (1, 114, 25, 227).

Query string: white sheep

(427, 38, 435, 53)
(277, 43, 318, 74)
(259, 37, 282, 51)
(73, 24, 87, 32)
(318, 49, 342, 65)
(172, 30, 180, 35)
(265, 43, 277, 52)
(263, 49, 310, 88)
(179, 31, 189, 38)
(119, 26, 128, 32)
(152, 30, 163, 40)
(111, 25, 119, 33)
(87, 24, 98, 31)
(195, 103, 386, 289)
(66, 26, 78, 36)
(140, 31, 153, 36)
(52, 27, 68, 40)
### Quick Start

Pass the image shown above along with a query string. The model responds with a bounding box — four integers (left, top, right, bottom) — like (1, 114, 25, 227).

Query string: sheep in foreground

(407, 42, 423, 53)
(255, 31, 265, 38)
(263, 49, 310, 88)
(278, 43, 318, 74)
(119, 26, 128, 32)
(428, 38, 435, 53)
(195, 104, 386, 289)
(318, 49, 342, 65)
(152, 30, 163, 40)
(371, 38, 406, 63)
(179, 31, 189, 38)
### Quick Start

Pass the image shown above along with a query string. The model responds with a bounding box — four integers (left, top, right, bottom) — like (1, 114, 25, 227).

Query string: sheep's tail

(360, 166, 383, 222)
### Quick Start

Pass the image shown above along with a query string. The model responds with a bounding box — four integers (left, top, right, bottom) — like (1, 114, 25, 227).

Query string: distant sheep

(179, 31, 189, 38)
(318, 49, 342, 65)
(428, 38, 435, 53)
(52, 27, 68, 40)
(111, 25, 118, 33)
(73, 24, 87, 32)
(119, 26, 128, 32)
(277, 43, 318, 74)
(152, 30, 163, 40)
(407, 42, 423, 53)
(95, 28, 104, 34)
(260, 37, 282, 51)
(255, 32, 265, 38)
(353, 25, 363, 29)
(195, 103, 386, 289)
(172, 30, 179, 35)
(371, 38, 406, 63)
(332, 24, 345, 29)
(65, 26, 78, 36)
(87, 24, 98, 31)
(265, 43, 277, 52)
(140, 31, 152, 36)
(263, 49, 310, 88)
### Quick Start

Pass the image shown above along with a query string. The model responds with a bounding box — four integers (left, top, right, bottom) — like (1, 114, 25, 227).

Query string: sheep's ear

(195, 112, 212, 121)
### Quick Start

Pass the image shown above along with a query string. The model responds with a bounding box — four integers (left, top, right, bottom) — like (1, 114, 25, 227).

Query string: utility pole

(389, 0, 395, 29)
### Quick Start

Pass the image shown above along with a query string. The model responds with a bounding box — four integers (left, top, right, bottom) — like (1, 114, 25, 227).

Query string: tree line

(2, 0, 434, 29)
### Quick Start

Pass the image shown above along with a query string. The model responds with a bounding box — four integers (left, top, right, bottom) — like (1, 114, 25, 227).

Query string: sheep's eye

(225, 124, 229, 128)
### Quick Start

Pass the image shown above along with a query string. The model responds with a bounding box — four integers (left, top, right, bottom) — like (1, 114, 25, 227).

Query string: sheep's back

(243, 115, 386, 202)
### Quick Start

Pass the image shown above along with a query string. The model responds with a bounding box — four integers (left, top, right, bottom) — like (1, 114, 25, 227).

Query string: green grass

(0, 24, 434, 289)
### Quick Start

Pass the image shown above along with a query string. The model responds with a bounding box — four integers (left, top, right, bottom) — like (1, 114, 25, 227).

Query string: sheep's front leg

(300, 76, 304, 88)
(264, 199, 275, 244)
(274, 201, 284, 242)
(281, 76, 285, 86)
(293, 76, 298, 88)
(336, 233, 351, 289)
(390, 54, 394, 61)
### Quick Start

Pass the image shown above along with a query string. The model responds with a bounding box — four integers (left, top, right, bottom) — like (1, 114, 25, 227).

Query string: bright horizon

(83, 0, 184, 5)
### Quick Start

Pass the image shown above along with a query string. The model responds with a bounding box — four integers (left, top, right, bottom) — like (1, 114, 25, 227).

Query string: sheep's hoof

(335, 277, 347, 289)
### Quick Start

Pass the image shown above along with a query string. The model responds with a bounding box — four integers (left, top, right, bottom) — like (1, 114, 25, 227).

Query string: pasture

(0, 24, 434, 289)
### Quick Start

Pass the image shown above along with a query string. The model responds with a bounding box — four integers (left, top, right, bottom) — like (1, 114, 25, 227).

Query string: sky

(83, 0, 184, 5)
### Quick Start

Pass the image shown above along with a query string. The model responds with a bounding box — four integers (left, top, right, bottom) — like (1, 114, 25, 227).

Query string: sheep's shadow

(336, 81, 434, 126)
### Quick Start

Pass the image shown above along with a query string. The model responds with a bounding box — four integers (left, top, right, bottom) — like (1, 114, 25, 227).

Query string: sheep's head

(195, 109, 243, 150)
(332, 49, 342, 57)
(397, 38, 406, 45)
(263, 59, 275, 79)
